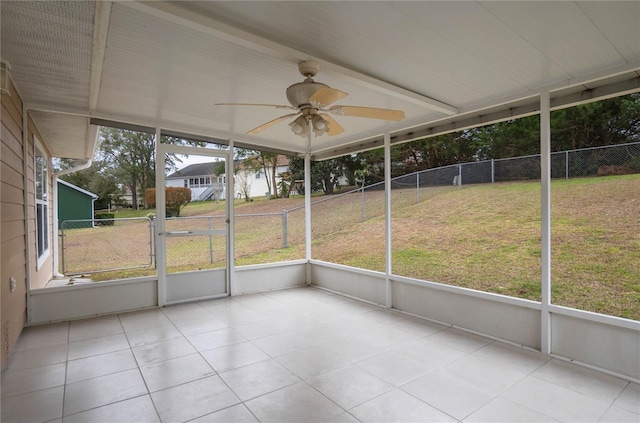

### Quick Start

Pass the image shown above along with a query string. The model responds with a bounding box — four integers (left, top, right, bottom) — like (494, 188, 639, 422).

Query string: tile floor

(1, 286, 638, 422)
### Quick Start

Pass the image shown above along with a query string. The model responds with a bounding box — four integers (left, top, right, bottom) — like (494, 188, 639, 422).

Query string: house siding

(28, 116, 53, 290)
(1, 76, 56, 368)
(1, 77, 27, 368)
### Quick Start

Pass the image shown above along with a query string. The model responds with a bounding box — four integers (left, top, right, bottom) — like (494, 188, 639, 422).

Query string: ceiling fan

(217, 61, 405, 138)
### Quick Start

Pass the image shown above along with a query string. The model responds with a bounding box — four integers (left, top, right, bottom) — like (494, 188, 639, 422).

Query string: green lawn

(312, 174, 640, 320)
(87, 174, 639, 319)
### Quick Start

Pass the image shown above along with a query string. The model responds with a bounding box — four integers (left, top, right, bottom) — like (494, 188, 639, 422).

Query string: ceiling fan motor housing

(298, 60, 320, 78)
(286, 81, 328, 108)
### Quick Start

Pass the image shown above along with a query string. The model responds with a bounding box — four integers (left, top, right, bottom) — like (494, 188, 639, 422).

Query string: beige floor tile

(219, 359, 300, 401)
(245, 382, 344, 423)
(150, 375, 240, 422)
(63, 395, 160, 423)
(66, 349, 137, 384)
(63, 369, 148, 416)
(139, 353, 215, 392)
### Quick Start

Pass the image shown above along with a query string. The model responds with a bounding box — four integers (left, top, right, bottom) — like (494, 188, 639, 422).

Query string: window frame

(34, 137, 50, 269)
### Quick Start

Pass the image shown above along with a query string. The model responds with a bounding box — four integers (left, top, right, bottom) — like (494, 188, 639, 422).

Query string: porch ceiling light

(289, 115, 309, 137)
(288, 113, 330, 138)
(311, 114, 330, 137)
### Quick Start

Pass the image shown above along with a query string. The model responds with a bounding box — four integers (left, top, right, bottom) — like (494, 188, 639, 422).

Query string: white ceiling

(1, 1, 639, 160)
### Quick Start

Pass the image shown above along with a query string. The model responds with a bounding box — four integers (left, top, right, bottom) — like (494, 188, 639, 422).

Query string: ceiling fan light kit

(289, 115, 309, 137)
(217, 60, 405, 138)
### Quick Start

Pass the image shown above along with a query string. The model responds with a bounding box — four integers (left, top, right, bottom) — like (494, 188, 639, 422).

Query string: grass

(74, 174, 639, 319)
(311, 174, 640, 320)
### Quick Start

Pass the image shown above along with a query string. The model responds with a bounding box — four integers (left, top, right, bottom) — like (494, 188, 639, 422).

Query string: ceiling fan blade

(319, 113, 345, 136)
(246, 113, 300, 135)
(329, 105, 405, 121)
(309, 87, 348, 106)
(216, 103, 297, 111)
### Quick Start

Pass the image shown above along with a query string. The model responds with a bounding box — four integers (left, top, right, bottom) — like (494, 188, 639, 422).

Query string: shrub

(146, 187, 191, 217)
(94, 212, 115, 226)
(628, 157, 640, 172)
(596, 164, 631, 176)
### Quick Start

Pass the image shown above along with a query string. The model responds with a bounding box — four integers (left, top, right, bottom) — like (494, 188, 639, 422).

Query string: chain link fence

(233, 210, 305, 265)
(60, 217, 154, 276)
(164, 216, 227, 273)
(61, 142, 639, 277)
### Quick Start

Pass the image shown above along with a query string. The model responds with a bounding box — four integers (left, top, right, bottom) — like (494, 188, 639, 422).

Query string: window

(35, 139, 49, 267)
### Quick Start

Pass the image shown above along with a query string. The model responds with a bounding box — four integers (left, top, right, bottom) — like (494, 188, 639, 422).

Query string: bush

(596, 164, 632, 176)
(94, 212, 115, 226)
(146, 187, 191, 217)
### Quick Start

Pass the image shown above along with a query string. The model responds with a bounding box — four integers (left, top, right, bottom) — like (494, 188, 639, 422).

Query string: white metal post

(305, 151, 312, 285)
(384, 132, 392, 308)
(226, 139, 235, 296)
(155, 129, 167, 307)
(540, 92, 552, 355)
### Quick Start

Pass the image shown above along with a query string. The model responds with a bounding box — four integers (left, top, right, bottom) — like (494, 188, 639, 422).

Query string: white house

(166, 162, 227, 201)
(167, 156, 292, 201)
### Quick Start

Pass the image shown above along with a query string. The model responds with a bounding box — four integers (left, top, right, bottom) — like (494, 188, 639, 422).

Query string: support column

(154, 128, 167, 306)
(305, 152, 312, 285)
(227, 139, 236, 296)
(540, 92, 552, 354)
(384, 132, 392, 308)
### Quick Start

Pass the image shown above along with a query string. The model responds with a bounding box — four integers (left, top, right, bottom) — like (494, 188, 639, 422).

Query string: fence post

(152, 217, 158, 269)
(458, 164, 462, 187)
(61, 223, 66, 275)
(147, 218, 154, 269)
(282, 210, 288, 248)
(491, 159, 495, 183)
(416, 174, 420, 204)
(565, 150, 569, 179)
(208, 216, 214, 263)
(361, 185, 365, 222)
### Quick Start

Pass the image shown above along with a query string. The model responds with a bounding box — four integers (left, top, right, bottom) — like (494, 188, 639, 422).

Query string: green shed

(57, 179, 98, 229)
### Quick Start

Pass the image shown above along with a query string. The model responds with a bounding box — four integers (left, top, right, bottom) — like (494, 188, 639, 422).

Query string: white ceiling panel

(480, 1, 634, 77)
(30, 112, 93, 159)
(1, 1, 638, 159)
(577, 1, 640, 63)
(1, 1, 94, 110)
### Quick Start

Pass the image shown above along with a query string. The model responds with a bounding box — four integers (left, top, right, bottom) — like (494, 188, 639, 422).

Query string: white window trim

(34, 137, 50, 270)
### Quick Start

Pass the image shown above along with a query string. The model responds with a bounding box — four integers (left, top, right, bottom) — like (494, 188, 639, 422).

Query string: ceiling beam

(89, 1, 112, 112)
(313, 75, 640, 161)
(125, 1, 458, 115)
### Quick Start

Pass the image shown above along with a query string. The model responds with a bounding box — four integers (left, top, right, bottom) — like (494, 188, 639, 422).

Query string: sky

(171, 142, 229, 171)
(174, 153, 221, 170)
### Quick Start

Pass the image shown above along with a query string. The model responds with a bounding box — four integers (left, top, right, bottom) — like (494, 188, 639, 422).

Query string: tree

(288, 156, 346, 195)
(236, 149, 281, 198)
(55, 158, 122, 210)
(235, 169, 252, 201)
(145, 187, 191, 217)
(98, 128, 155, 209)
(551, 93, 640, 150)
(98, 129, 194, 209)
